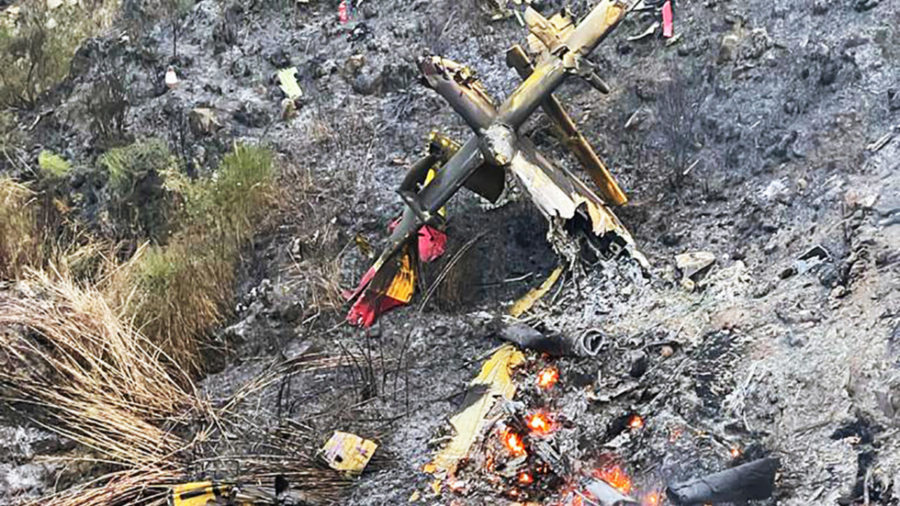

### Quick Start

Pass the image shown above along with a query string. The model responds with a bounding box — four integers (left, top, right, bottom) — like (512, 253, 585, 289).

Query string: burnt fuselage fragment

(346, 0, 647, 327)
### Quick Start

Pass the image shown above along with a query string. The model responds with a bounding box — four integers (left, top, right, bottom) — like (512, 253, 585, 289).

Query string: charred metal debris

(345, 0, 651, 328)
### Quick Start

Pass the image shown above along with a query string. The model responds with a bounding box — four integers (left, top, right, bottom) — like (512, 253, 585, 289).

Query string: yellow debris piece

(424, 131, 458, 217)
(170, 481, 239, 506)
(509, 265, 563, 317)
(277, 67, 303, 101)
(423, 167, 446, 217)
(321, 431, 378, 475)
(354, 233, 374, 259)
(429, 344, 525, 476)
(385, 251, 415, 303)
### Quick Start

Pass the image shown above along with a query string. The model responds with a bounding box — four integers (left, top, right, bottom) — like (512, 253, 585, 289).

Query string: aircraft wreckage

(346, 0, 649, 327)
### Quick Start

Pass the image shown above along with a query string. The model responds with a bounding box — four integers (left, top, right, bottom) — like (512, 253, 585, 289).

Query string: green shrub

(99, 138, 177, 242)
(179, 143, 275, 240)
(38, 150, 71, 178)
(112, 143, 276, 374)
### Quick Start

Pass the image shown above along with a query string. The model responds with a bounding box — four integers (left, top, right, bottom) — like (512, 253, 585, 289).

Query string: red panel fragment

(347, 294, 406, 327)
(662, 0, 674, 38)
(418, 225, 447, 263)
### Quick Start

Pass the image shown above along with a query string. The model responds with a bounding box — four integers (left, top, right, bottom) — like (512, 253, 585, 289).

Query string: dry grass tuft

(0, 269, 199, 466)
(0, 265, 358, 505)
(29, 468, 179, 506)
(279, 167, 345, 320)
(0, 177, 42, 280)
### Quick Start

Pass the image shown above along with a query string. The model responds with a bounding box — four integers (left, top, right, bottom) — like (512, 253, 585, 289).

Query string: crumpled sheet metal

(171, 482, 233, 506)
(508, 141, 649, 269)
(429, 344, 525, 476)
(525, 8, 575, 55)
(499, 322, 604, 357)
(509, 265, 563, 317)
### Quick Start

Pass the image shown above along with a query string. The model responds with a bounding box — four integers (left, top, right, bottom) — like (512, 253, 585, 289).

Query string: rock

(361, 3, 378, 18)
(281, 98, 297, 121)
(283, 339, 312, 360)
(348, 22, 370, 42)
(783, 99, 799, 115)
(230, 59, 251, 77)
(854, 0, 879, 11)
(233, 102, 271, 128)
(739, 28, 771, 61)
(634, 77, 661, 101)
(752, 281, 775, 298)
(764, 131, 798, 161)
(762, 179, 789, 202)
(812, 0, 828, 14)
(342, 54, 366, 80)
(660, 345, 675, 358)
(628, 350, 649, 378)
(675, 251, 717, 282)
(379, 63, 417, 94)
(2, 462, 53, 497)
(267, 48, 291, 69)
(819, 59, 839, 86)
(718, 33, 741, 64)
(188, 107, 222, 136)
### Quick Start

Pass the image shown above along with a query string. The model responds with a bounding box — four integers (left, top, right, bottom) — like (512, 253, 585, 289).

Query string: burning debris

(346, 0, 651, 327)
(583, 477, 640, 505)
(537, 366, 559, 389)
(429, 344, 525, 477)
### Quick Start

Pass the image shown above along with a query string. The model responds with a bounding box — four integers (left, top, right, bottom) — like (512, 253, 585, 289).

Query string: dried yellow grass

(0, 177, 41, 279)
(0, 268, 203, 466)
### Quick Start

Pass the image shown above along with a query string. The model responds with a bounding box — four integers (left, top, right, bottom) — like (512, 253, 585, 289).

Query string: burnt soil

(1, 0, 899, 504)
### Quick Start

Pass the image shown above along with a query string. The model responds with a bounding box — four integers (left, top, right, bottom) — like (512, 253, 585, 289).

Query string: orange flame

(730, 446, 742, 459)
(537, 366, 559, 389)
(642, 490, 663, 505)
(595, 465, 632, 494)
(526, 411, 554, 435)
(518, 471, 534, 485)
(503, 430, 526, 456)
(628, 414, 644, 430)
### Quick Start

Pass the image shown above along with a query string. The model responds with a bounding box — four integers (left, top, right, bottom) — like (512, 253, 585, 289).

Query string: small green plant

(38, 150, 71, 178)
(99, 138, 177, 242)
(181, 143, 274, 238)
